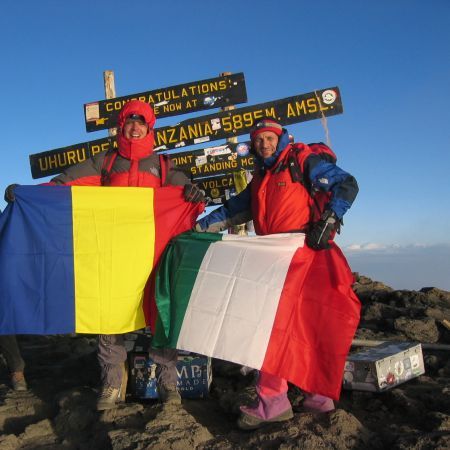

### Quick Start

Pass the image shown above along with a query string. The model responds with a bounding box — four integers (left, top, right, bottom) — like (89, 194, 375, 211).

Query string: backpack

(287, 142, 338, 226)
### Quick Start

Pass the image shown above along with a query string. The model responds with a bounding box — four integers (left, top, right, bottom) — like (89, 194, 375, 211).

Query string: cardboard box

(129, 351, 212, 399)
(343, 341, 425, 392)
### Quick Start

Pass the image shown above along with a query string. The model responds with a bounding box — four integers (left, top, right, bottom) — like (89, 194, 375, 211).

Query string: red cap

(250, 118, 283, 140)
(118, 100, 156, 129)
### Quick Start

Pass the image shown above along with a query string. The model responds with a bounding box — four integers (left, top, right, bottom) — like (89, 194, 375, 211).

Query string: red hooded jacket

(51, 100, 188, 188)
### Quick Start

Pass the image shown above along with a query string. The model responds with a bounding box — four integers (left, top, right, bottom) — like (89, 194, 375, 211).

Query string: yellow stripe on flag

(72, 187, 155, 333)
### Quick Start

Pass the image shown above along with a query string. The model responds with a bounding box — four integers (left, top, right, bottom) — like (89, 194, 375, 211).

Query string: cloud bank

(343, 243, 450, 292)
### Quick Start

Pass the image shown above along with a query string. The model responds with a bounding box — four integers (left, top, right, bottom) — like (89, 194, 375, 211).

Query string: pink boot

(238, 393, 293, 430)
(300, 392, 335, 413)
(237, 372, 293, 430)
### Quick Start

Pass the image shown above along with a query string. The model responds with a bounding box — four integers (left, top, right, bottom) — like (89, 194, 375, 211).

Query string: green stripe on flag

(152, 231, 223, 348)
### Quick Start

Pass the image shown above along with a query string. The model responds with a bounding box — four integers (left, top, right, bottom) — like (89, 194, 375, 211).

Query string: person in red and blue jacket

(196, 118, 359, 430)
(197, 118, 357, 245)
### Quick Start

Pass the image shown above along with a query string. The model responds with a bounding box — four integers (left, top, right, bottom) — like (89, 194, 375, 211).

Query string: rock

(394, 317, 440, 342)
(0, 280, 449, 449)
(0, 434, 20, 450)
(424, 412, 450, 431)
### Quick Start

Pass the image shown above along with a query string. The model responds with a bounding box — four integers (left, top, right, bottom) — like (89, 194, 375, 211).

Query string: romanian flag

(152, 231, 361, 399)
(0, 186, 202, 335)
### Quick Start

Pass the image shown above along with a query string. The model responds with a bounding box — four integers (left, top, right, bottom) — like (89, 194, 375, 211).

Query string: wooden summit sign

(84, 73, 247, 132)
(29, 87, 343, 179)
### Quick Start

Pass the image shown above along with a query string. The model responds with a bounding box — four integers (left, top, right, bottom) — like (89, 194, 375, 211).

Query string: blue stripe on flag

(0, 186, 75, 334)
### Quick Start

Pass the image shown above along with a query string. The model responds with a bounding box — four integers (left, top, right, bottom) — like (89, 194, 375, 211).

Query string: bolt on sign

(29, 87, 342, 179)
(84, 73, 247, 133)
(168, 141, 254, 180)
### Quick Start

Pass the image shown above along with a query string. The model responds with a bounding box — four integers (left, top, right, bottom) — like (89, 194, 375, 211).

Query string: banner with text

(84, 73, 247, 132)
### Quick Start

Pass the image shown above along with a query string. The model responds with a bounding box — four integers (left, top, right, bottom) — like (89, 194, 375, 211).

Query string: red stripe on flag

(143, 187, 204, 330)
(261, 243, 361, 400)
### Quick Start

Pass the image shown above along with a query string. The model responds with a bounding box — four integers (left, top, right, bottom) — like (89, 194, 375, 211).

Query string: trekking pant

(97, 334, 178, 389)
(240, 371, 291, 420)
(241, 371, 334, 420)
(0, 335, 25, 373)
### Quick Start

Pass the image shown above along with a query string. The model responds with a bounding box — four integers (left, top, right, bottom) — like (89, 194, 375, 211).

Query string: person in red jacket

(4, 100, 205, 410)
(197, 118, 359, 430)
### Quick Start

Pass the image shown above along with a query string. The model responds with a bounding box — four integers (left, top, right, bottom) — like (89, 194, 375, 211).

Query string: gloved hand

(183, 184, 206, 203)
(4, 184, 19, 203)
(305, 210, 338, 250)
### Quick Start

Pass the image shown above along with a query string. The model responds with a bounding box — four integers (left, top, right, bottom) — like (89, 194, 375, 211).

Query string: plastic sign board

(29, 87, 342, 179)
(84, 73, 247, 132)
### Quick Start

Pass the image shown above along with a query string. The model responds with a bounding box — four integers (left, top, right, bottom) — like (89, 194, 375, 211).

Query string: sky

(0, 0, 449, 291)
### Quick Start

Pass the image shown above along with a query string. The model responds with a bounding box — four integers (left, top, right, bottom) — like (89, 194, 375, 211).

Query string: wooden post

(221, 72, 248, 236)
(103, 70, 117, 137)
(103, 70, 128, 396)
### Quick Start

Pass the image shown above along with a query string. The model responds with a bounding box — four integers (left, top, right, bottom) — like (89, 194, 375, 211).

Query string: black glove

(4, 184, 19, 203)
(306, 210, 338, 250)
(183, 184, 206, 203)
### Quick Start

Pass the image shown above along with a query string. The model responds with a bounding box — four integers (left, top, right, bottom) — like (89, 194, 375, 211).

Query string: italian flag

(153, 231, 361, 399)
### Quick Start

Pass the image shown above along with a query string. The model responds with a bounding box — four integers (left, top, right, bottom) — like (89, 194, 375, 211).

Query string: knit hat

(250, 118, 283, 140)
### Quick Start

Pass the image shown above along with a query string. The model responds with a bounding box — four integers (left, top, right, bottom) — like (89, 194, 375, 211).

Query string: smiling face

(123, 116, 149, 140)
(253, 131, 279, 159)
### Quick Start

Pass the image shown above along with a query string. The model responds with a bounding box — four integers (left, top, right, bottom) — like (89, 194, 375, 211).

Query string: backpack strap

(287, 144, 334, 229)
(100, 149, 118, 186)
(287, 147, 304, 185)
(159, 154, 169, 186)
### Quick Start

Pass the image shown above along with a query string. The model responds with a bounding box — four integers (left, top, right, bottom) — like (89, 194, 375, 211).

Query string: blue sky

(1, 0, 449, 290)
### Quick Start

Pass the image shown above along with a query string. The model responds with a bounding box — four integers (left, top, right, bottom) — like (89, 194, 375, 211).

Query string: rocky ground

(1, 276, 449, 449)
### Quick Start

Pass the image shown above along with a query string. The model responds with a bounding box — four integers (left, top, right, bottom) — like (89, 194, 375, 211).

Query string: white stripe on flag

(177, 233, 305, 369)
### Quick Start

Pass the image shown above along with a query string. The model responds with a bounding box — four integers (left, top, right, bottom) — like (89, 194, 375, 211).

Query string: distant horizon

(343, 243, 450, 292)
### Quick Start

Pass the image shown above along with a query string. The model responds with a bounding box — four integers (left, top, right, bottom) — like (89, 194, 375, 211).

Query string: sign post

(220, 72, 248, 236)
(103, 70, 118, 137)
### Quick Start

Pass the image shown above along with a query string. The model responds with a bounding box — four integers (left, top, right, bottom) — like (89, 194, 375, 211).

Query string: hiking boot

(11, 372, 27, 391)
(237, 407, 294, 430)
(97, 385, 120, 411)
(299, 393, 335, 413)
(158, 385, 181, 405)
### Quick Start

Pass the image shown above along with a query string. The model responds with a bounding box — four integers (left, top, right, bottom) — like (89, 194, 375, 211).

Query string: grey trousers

(98, 334, 178, 389)
(0, 335, 25, 373)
